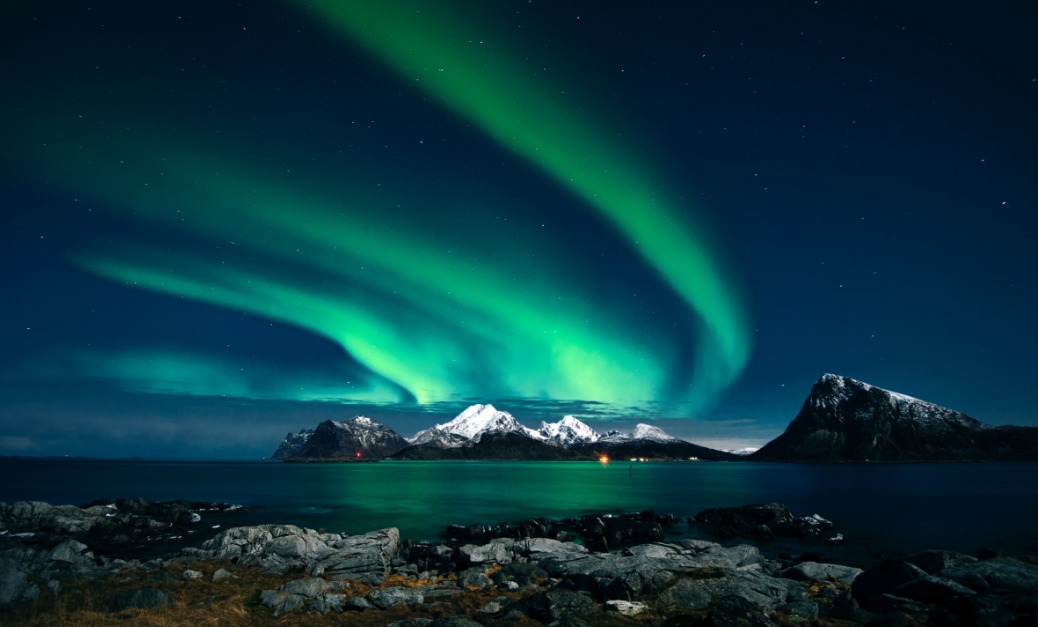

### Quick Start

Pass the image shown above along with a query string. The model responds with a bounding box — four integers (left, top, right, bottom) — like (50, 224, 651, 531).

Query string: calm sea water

(2, 458, 1036, 566)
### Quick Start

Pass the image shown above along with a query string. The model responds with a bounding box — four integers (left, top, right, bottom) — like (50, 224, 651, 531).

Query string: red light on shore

(598, 455, 609, 464)
(356, 451, 362, 458)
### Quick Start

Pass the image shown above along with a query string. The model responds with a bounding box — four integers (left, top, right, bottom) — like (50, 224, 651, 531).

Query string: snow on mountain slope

(631, 423, 682, 442)
(598, 423, 684, 443)
(410, 404, 544, 445)
(538, 415, 599, 447)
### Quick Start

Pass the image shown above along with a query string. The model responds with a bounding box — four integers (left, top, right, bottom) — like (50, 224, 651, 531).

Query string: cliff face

(271, 429, 313, 459)
(288, 417, 408, 460)
(752, 374, 1038, 462)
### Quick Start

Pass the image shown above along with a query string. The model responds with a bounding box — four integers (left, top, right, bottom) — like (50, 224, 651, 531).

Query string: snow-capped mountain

(598, 423, 681, 443)
(271, 428, 314, 459)
(752, 374, 1038, 461)
(631, 423, 682, 442)
(537, 416, 599, 447)
(409, 404, 543, 447)
(274, 405, 741, 461)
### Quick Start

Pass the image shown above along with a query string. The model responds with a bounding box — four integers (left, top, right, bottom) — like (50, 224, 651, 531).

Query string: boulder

(259, 589, 306, 616)
(521, 588, 599, 623)
(47, 538, 90, 563)
(656, 569, 801, 611)
(312, 528, 399, 585)
(309, 592, 348, 613)
(368, 586, 424, 609)
(941, 556, 1038, 595)
(780, 561, 862, 584)
(457, 568, 493, 590)
(0, 558, 38, 606)
(459, 538, 512, 565)
(707, 594, 781, 627)
(893, 574, 976, 603)
(692, 503, 834, 540)
(186, 524, 399, 585)
(605, 599, 648, 616)
(906, 549, 978, 575)
(851, 559, 928, 606)
(280, 577, 334, 597)
(514, 537, 588, 558)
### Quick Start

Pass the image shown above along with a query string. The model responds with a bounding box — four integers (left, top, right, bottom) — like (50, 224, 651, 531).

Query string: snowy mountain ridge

(537, 415, 600, 447)
(409, 404, 544, 446)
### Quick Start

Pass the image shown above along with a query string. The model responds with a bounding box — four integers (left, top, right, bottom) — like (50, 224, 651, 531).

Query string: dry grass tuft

(3, 561, 547, 626)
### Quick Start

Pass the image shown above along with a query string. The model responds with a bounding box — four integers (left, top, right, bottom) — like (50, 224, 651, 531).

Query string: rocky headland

(2, 499, 1036, 625)
(751, 374, 1038, 462)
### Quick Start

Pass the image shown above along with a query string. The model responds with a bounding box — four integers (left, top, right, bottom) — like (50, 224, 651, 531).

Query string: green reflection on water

(316, 460, 672, 538)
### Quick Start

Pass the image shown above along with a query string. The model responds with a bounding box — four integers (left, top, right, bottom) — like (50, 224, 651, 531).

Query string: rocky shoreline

(2, 500, 1036, 625)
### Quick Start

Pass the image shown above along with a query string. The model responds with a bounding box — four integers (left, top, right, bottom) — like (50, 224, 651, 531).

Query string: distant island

(273, 374, 1038, 463)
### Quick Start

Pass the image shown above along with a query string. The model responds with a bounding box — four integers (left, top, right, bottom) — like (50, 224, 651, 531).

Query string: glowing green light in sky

(295, 0, 751, 405)
(7, 0, 751, 414)
(57, 139, 661, 405)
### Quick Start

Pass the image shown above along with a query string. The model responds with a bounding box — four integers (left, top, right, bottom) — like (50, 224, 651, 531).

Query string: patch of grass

(4, 561, 548, 626)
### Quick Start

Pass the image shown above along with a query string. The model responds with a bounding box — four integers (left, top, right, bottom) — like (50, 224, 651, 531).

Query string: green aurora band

(293, 1, 751, 405)
(6, 1, 751, 414)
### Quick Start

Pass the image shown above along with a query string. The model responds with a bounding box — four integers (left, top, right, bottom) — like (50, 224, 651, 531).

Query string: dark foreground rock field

(2, 499, 1036, 625)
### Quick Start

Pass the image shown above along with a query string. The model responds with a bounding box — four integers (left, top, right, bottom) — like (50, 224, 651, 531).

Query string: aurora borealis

(2, 1, 1036, 458)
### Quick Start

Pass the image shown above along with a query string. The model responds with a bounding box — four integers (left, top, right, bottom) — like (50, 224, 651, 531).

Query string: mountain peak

(753, 374, 1033, 461)
(631, 423, 681, 442)
(537, 415, 599, 447)
(429, 404, 542, 443)
(277, 416, 407, 460)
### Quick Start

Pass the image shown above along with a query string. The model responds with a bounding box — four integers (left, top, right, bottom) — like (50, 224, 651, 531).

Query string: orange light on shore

(598, 455, 609, 464)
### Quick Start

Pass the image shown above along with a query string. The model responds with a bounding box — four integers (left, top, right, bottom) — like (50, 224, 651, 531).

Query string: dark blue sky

(2, 1, 1036, 458)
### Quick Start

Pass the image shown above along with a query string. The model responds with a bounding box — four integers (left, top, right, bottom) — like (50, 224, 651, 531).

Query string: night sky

(2, 1, 1036, 458)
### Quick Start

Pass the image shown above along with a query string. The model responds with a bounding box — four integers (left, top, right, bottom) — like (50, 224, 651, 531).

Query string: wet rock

(692, 502, 834, 540)
(182, 569, 203, 580)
